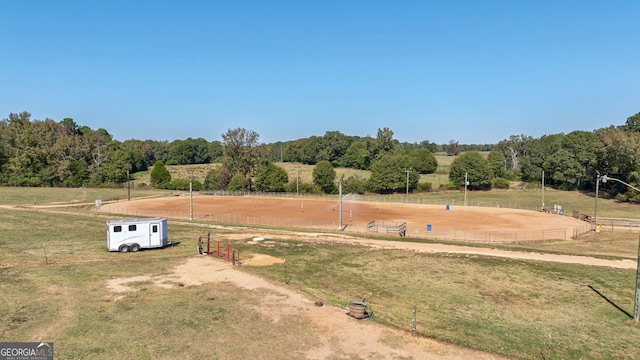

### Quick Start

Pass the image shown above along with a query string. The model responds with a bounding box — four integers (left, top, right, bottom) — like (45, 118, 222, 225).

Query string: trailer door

(149, 222, 162, 247)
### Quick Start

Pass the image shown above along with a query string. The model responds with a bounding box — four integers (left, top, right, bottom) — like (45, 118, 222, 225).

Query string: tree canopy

(313, 160, 337, 194)
(3, 110, 640, 201)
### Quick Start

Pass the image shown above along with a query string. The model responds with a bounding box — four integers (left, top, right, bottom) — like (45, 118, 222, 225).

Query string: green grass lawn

(2, 187, 640, 359)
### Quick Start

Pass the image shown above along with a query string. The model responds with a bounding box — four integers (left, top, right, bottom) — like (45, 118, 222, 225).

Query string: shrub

(343, 176, 367, 194)
(493, 178, 511, 189)
(416, 181, 432, 192)
(440, 182, 458, 190)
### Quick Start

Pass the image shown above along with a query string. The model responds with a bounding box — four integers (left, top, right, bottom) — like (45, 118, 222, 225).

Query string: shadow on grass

(588, 285, 632, 319)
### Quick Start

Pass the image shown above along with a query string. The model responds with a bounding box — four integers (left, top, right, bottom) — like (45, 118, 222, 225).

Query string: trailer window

(128, 225, 137, 231)
(152, 225, 158, 233)
(113, 226, 122, 232)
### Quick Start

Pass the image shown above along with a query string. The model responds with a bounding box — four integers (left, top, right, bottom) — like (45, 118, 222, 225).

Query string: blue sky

(1, 1, 638, 145)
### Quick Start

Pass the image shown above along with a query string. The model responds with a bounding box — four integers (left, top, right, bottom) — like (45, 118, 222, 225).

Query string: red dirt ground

(101, 195, 586, 240)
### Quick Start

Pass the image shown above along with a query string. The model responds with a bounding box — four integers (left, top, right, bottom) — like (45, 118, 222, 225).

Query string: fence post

(412, 306, 417, 335)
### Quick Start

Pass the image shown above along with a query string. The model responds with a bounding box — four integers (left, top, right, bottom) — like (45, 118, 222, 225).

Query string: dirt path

(108, 256, 507, 359)
(218, 228, 637, 270)
(6, 203, 633, 358)
(106, 224, 635, 359)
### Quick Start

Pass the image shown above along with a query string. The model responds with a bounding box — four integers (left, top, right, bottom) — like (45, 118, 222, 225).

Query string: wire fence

(595, 218, 640, 232)
(100, 202, 594, 243)
(199, 190, 545, 211)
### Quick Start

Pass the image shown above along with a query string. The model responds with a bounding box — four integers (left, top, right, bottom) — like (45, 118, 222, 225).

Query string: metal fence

(596, 218, 640, 232)
(101, 203, 594, 243)
(199, 190, 544, 211)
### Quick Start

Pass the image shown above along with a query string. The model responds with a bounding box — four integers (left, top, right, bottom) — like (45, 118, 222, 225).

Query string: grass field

(2, 186, 640, 359)
(130, 153, 466, 187)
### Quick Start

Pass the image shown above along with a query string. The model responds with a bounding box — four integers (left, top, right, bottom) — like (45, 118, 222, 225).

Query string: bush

(440, 182, 458, 190)
(493, 178, 511, 189)
(503, 171, 517, 181)
(150, 161, 171, 188)
(343, 176, 367, 194)
(227, 173, 248, 191)
(165, 179, 203, 191)
(416, 182, 432, 192)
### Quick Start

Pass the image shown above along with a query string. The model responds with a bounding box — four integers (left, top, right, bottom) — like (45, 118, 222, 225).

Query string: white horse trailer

(107, 218, 169, 252)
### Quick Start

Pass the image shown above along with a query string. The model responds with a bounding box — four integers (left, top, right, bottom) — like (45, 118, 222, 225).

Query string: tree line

(1, 111, 639, 202)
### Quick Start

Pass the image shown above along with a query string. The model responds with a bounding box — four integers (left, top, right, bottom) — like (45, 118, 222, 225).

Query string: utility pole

(189, 176, 193, 221)
(464, 172, 468, 206)
(594, 170, 601, 224)
(405, 168, 412, 203)
(339, 175, 345, 230)
(600, 175, 640, 321)
(295, 166, 301, 196)
(542, 170, 545, 210)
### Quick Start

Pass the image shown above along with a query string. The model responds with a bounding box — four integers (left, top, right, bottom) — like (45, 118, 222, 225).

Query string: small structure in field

(347, 300, 369, 319)
(106, 218, 169, 253)
(366, 220, 407, 237)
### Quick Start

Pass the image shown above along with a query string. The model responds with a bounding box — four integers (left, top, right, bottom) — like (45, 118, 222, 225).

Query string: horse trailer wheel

(119, 244, 130, 253)
(129, 244, 140, 252)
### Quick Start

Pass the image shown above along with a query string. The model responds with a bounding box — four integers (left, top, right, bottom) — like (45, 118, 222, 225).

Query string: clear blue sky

(1, 1, 638, 145)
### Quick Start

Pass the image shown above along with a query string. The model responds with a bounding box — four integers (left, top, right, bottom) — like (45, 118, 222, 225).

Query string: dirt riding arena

(101, 195, 589, 242)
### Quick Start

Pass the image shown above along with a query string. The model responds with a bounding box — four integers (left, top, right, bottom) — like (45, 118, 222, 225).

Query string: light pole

(601, 174, 640, 321)
(542, 170, 545, 210)
(294, 166, 301, 196)
(189, 176, 193, 221)
(405, 168, 412, 203)
(464, 172, 468, 206)
(127, 167, 131, 201)
(339, 175, 345, 230)
(594, 170, 601, 224)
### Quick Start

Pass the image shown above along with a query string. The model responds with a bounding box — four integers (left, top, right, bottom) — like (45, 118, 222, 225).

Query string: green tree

(597, 126, 640, 177)
(517, 134, 558, 182)
(342, 175, 368, 194)
(284, 138, 308, 163)
(445, 140, 460, 156)
(221, 128, 261, 190)
(119, 140, 148, 172)
(227, 172, 247, 191)
(301, 136, 322, 165)
(543, 149, 583, 190)
(409, 148, 438, 174)
(342, 141, 371, 170)
(203, 167, 231, 190)
(313, 160, 337, 194)
(376, 127, 395, 153)
(60, 118, 79, 134)
(487, 148, 506, 178)
(150, 161, 171, 188)
(317, 131, 353, 166)
(449, 152, 492, 189)
(255, 159, 288, 192)
(168, 137, 211, 165)
(553, 130, 602, 189)
(101, 149, 131, 184)
(367, 155, 419, 193)
(208, 140, 224, 162)
(622, 112, 640, 132)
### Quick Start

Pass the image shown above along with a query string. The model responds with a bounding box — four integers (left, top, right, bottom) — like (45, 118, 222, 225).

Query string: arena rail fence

(595, 217, 640, 232)
(199, 191, 548, 212)
(101, 205, 591, 243)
